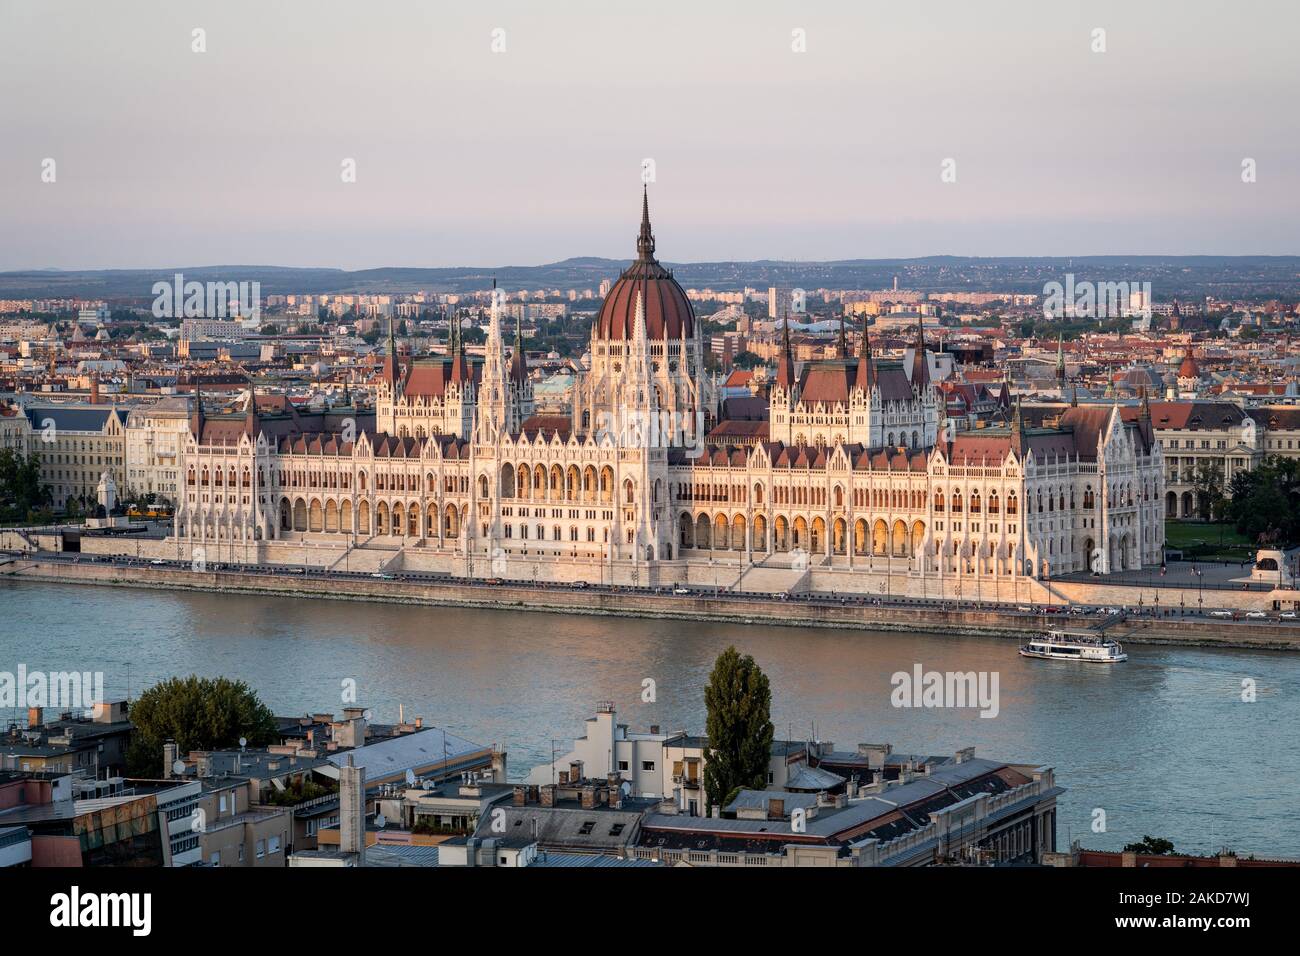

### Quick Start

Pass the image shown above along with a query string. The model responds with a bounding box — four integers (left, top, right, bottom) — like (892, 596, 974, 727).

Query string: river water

(3, 579, 1297, 857)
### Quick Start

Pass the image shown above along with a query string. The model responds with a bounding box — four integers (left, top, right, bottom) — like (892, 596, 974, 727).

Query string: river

(3, 579, 1296, 857)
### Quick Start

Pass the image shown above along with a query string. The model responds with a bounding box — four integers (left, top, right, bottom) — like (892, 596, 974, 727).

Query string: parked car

(149, 558, 166, 565)
(1245, 610, 1268, 620)
(1210, 610, 1233, 619)
(672, 586, 691, 595)
(1281, 610, 1298, 620)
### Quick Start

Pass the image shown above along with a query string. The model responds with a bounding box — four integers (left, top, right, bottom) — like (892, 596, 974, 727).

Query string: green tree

(1190, 460, 1225, 522)
(126, 675, 279, 776)
(702, 646, 774, 815)
(1123, 835, 1175, 855)
(1225, 456, 1300, 546)
(0, 449, 50, 521)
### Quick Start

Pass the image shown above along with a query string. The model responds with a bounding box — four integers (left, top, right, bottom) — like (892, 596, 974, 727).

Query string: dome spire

(636, 184, 655, 262)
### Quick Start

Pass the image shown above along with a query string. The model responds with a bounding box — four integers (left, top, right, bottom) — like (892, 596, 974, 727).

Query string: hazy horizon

(2, 0, 1296, 271)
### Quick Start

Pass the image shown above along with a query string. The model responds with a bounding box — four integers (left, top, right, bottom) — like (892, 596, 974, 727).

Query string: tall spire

(509, 311, 528, 384)
(1056, 334, 1066, 385)
(911, 315, 929, 388)
(636, 184, 656, 262)
(838, 314, 848, 358)
(855, 318, 875, 391)
(386, 314, 400, 396)
(450, 310, 471, 385)
(1138, 383, 1154, 445)
(242, 389, 259, 440)
(1010, 395, 1027, 456)
(190, 382, 204, 440)
(776, 312, 796, 390)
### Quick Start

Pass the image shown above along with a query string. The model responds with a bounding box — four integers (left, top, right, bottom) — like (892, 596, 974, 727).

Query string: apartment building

(124, 396, 192, 503)
(21, 404, 126, 511)
(526, 701, 814, 814)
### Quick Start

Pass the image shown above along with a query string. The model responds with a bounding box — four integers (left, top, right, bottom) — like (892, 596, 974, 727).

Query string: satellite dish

(172, 760, 186, 775)
(238, 737, 247, 748)
(405, 769, 416, 786)
(374, 814, 387, 829)
(363, 709, 373, 721)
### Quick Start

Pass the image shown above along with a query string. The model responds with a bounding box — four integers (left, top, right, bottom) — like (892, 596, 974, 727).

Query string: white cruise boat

(1019, 629, 1127, 663)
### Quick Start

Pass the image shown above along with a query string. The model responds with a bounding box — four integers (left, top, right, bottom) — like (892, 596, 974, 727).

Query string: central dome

(595, 189, 696, 341)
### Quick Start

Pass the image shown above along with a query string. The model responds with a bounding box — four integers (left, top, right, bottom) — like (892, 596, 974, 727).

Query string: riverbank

(6, 557, 1298, 651)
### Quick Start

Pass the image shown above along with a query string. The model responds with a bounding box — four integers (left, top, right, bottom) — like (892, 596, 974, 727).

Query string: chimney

(162, 741, 178, 779)
(569, 760, 583, 783)
(339, 753, 367, 865)
(580, 785, 597, 810)
(513, 785, 527, 806)
(606, 771, 621, 790)
(415, 716, 423, 729)
(539, 784, 556, 808)
(558, 770, 569, 785)
(26, 706, 42, 730)
(767, 797, 785, 820)
(491, 750, 508, 784)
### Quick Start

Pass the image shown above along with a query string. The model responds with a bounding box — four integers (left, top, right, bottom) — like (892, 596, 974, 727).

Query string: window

(256, 839, 266, 859)
(617, 761, 629, 771)
(578, 821, 595, 835)
(609, 823, 625, 836)
(211, 851, 220, 866)
(641, 761, 655, 772)
(269, 835, 282, 854)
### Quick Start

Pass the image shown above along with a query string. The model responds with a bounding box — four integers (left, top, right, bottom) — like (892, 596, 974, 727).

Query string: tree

(126, 675, 279, 776)
(1190, 460, 1225, 522)
(702, 646, 774, 814)
(0, 449, 50, 521)
(1123, 835, 1175, 855)
(1225, 455, 1300, 546)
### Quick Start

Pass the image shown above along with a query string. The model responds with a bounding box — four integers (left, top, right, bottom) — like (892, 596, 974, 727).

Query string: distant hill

(2, 255, 1297, 301)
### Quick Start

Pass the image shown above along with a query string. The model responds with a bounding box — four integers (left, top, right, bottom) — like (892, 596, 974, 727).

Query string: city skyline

(2, 0, 1297, 271)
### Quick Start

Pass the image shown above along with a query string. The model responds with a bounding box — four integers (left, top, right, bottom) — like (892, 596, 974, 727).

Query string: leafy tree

(1190, 460, 1225, 522)
(1225, 456, 1300, 546)
(702, 646, 774, 815)
(126, 675, 279, 776)
(1123, 835, 1175, 855)
(731, 350, 765, 370)
(0, 449, 50, 521)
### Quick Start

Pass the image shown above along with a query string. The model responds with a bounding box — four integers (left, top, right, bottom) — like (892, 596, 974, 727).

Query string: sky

(0, 0, 1296, 270)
